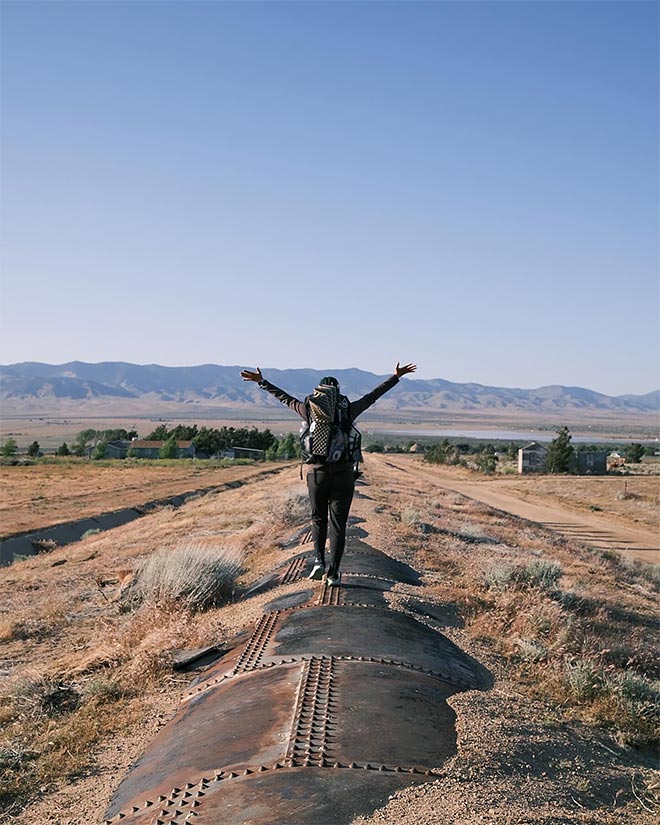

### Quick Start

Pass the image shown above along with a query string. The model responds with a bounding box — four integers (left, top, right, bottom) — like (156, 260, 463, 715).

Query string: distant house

(576, 451, 608, 475)
(106, 440, 130, 459)
(128, 440, 196, 459)
(222, 446, 266, 461)
(518, 442, 548, 474)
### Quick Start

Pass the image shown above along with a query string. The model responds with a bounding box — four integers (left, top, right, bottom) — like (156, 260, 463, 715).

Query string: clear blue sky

(1, 1, 658, 395)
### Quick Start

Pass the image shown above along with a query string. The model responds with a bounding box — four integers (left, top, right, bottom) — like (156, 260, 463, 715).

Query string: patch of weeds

(401, 508, 421, 528)
(0, 743, 38, 773)
(485, 559, 563, 592)
(607, 671, 660, 710)
(484, 563, 517, 591)
(9, 675, 81, 719)
(457, 522, 497, 544)
(616, 490, 639, 501)
(516, 637, 548, 662)
(84, 677, 133, 705)
(635, 563, 660, 593)
(563, 658, 604, 701)
(589, 505, 602, 512)
(280, 491, 310, 526)
(81, 528, 101, 540)
(523, 560, 563, 590)
(124, 543, 243, 612)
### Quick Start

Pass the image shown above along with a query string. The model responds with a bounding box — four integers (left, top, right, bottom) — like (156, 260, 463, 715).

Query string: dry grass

(0, 460, 276, 535)
(2, 453, 658, 821)
(365, 455, 660, 750)
(0, 464, 299, 815)
(123, 542, 243, 611)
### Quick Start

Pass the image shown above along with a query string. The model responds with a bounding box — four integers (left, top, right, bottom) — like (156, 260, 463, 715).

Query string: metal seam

(233, 611, 279, 674)
(281, 555, 307, 584)
(183, 654, 470, 702)
(104, 760, 443, 822)
(286, 656, 336, 767)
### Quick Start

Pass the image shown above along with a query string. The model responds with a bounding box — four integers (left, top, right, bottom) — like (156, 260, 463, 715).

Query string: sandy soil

(0, 461, 281, 536)
(376, 455, 659, 564)
(1, 459, 657, 824)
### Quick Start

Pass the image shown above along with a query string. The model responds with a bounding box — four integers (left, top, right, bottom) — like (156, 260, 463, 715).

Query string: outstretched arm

(349, 361, 417, 420)
(240, 367, 306, 419)
(395, 362, 417, 378)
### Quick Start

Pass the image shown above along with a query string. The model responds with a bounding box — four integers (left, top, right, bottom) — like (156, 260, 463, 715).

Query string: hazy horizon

(1, 1, 658, 396)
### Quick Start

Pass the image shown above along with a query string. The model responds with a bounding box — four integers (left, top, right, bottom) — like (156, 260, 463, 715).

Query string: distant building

(106, 440, 130, 459)
(518, 442, 548, 474)
(128, 440, 196, 459)
(222, 446, 266, 461)
(409, 443, 424, 453)
(576, 451, 608, 475)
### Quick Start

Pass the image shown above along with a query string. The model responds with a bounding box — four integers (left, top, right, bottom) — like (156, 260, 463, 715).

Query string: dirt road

(374, 455, 659, 564)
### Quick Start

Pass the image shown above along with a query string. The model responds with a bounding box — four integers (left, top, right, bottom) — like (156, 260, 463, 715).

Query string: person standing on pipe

(240, 363, 417, 586)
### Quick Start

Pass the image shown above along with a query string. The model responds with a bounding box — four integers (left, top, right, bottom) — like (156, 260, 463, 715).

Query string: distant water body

(376, 429, 657, 444)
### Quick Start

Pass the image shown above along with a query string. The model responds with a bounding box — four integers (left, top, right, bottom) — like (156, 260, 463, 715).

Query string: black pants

(306, 466, 355, 578)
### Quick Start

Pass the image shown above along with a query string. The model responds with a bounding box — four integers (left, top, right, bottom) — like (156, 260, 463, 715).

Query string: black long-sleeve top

(257, 374, 400, 423)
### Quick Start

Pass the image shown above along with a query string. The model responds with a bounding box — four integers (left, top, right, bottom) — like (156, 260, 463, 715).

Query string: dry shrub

(279, 489, 310, 526)
(484, 559, 563, 592)
(401, 508, 421, 527)
(6, 674, 81, 719)
(516, 637, 548, 662)
(126, 542, 243, 611)
(561, 658, 660, 746)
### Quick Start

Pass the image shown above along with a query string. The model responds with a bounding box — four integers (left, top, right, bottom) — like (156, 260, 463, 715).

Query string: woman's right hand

(240, 367, 263, 383)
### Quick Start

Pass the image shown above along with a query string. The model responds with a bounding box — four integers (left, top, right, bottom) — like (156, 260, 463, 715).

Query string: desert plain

(0, 446, 658, 824)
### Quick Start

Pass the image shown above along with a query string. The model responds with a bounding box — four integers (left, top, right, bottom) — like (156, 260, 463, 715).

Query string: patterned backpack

(299, 382, 362, 470)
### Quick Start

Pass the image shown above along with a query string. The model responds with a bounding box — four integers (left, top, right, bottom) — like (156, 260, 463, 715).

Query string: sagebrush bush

(84, 678, 131, 704)
(523, 559, 563, 590)
(516, 637, 547, 662)
(401, 508, 421, 527)
(484, 563, 517, 591)
(128, 543, 243, 611)
(485, 559, 563, 592)
(563, 658, 604, 701)
(280, 491, 310, 526)
(8, 675, 81, 719)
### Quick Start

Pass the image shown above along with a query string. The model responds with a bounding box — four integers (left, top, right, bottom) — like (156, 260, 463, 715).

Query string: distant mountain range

(0, 361, 658, 417)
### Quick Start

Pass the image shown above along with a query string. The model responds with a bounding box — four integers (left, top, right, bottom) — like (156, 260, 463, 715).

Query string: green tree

(507, 442, 519, 461)
(279, 432, 300, 459)
(624, 443, 645, 464)
(99, 428, 138, 442)
(57, 442, 70, 456)
(476, 445, 498, 474)
(2, 438, 18, 457)
(146, 424, 171, 441)
(27, 440, 40, 457)
(73, 428, 97, 456)
(92, 441, 108, 460)
(365, 443, 384, 453)
(546, 426, 574, 473)
(160, 436, 178, 459)
(425, 438, 451, 465)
